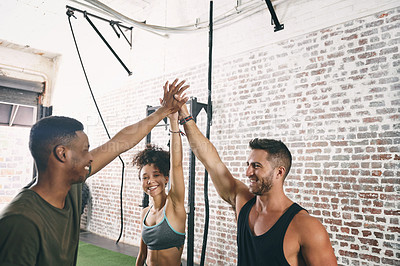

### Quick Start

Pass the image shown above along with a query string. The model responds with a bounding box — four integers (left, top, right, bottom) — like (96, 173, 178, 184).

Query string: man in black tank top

(179, 102, 337, 265)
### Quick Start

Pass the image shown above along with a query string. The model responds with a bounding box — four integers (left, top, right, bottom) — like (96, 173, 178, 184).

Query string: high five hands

(160, 78, 189, 115)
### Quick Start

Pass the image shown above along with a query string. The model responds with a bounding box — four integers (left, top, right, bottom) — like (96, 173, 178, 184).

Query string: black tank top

(237, 197, 305, 266)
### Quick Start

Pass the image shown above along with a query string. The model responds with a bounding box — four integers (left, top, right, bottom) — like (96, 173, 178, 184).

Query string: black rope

(67, 10, 125, 244)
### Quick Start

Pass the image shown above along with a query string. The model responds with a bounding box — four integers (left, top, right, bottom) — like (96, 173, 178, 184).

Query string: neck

(30, 170, 72, 209)
(254, 186, 292, 212)
(151, 193, 167, 211)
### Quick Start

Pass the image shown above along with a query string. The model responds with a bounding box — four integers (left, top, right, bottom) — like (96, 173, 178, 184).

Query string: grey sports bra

(142, 206, 186, 250)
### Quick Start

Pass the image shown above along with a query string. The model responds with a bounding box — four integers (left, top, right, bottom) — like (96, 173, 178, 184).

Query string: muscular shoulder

(290, 210, 337, 264)
(291, 210, 327, 240)
(285, 210, 337, 265)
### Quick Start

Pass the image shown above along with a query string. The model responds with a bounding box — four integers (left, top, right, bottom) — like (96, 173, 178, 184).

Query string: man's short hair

(29, 116, 84, 171)
(249, 138, 292, 179)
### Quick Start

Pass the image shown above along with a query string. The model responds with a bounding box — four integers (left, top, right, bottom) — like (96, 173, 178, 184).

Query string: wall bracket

(264, 0, 284, 32)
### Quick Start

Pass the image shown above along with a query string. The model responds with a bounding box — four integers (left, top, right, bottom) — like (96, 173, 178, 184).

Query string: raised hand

(160, 79, 189, 115)
(167, 111, 179, 121)
(178, 101, 190, 120)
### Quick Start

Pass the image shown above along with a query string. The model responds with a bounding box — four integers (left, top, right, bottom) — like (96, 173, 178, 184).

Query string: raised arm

(179, 103, 250, 210)
(167, 112, 185, 205)
(89, 79, 189, 176)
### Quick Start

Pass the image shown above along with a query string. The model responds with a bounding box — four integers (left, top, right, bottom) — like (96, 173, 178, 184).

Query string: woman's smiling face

(141, 163, 169, 196)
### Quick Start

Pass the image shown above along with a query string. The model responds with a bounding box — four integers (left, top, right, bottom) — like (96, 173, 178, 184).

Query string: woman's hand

(159, 79, 189, 115)
(168, 111, 179, 121)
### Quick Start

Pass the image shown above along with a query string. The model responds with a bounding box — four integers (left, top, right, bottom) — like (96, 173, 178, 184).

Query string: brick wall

(0, 126, 33, 212)
(81, 6, 400, 266)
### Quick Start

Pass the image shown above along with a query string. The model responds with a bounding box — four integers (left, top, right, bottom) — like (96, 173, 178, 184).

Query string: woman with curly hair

(133, 110, 186, 266)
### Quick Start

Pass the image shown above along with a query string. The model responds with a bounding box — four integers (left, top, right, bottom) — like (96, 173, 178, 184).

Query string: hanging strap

(67, 10, 126, 244)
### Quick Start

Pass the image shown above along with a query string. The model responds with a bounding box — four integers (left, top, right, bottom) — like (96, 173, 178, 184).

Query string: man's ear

(53, 145, 67, 163)
(276, 166, 286, 179)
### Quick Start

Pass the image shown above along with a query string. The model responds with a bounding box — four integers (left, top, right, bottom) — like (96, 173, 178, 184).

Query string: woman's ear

(53, 145, 67, 163)
(165, 176, 170, 186)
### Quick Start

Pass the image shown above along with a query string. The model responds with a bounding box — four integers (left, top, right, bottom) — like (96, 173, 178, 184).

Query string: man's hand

(160, 79, 189, 115)
(178, 101, 190, 120)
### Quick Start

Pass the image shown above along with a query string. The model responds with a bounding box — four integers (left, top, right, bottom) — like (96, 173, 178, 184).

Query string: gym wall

(81, 1, 399, 265)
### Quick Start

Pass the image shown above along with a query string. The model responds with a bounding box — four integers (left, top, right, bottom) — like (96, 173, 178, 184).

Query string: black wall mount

(264, 0, 284, 32)
(66, 5, 133, 75)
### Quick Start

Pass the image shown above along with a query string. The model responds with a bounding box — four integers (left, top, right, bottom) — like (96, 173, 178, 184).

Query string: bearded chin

(251, 182, 273, 195)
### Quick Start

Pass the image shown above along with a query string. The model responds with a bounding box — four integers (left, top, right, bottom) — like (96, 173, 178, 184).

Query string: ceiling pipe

(0, 63, 48, 83)
(69, 0, 169, 38)
(69, 0, 290, 35)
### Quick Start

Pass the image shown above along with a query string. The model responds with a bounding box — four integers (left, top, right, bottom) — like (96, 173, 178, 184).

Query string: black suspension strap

(67, 9, 126, 244)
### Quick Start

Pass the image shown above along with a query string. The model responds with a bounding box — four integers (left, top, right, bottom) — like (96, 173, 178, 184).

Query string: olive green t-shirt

(0, 183, 82, 265)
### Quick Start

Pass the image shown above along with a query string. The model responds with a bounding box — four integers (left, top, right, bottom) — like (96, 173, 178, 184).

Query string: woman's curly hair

(132, 144, 170, 179)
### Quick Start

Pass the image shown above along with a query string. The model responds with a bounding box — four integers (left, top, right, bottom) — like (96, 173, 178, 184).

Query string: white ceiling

(0, 0, 267, 57)
(0, 0, 157, 57)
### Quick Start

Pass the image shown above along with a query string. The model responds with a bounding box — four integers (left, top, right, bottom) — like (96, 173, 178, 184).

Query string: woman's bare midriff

(146, 246, 184, 266)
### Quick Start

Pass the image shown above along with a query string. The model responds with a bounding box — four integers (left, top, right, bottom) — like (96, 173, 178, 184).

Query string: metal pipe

(0, 64, 48, 83)
(82, 11, 133, 75)
(187, 98, 198, 266)
(200, 2, 213, 266)
(66, 5, 132, 30)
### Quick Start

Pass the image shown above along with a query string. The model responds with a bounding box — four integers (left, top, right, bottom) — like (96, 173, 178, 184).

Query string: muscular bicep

(300, 217, 338, 265)
(0, 215, 40, 265)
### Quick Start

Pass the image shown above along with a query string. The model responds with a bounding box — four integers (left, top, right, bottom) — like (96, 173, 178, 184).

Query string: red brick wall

(82, 7, 400, 265)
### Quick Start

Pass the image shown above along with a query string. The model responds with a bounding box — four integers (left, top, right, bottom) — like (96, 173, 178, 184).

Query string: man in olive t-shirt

(0, 183, 82, 265)
(0, 79, 189, 265)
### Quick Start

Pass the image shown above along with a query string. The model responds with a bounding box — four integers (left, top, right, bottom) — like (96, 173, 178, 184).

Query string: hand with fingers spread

(159, 78, 189, 115)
